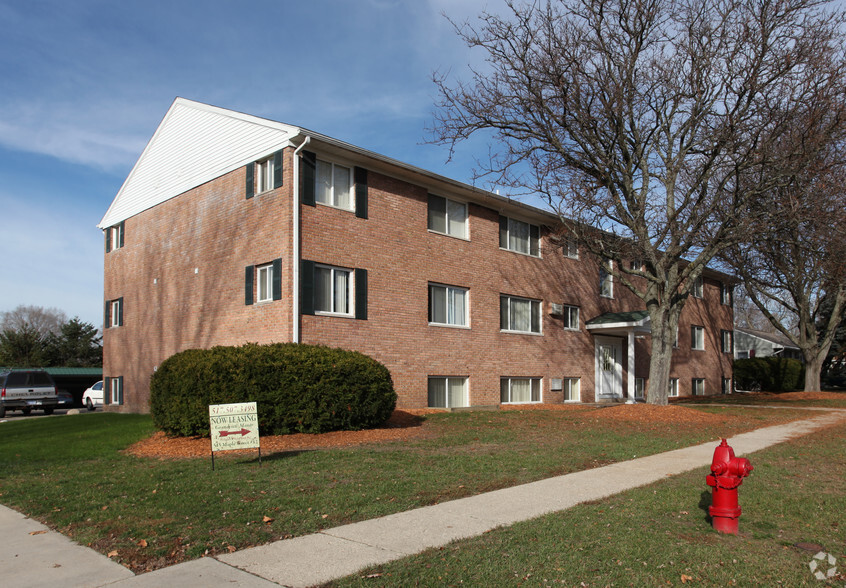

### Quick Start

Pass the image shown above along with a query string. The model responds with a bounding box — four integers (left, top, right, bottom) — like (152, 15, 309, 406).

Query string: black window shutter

(245, 161, 255, 199)
(245, 265, 254, 305)
(105, 229, 111, 253)
(530, 225, 540, 256)
(117, 297, 124, 326)
(354, 167, 368, 219)
(355, 268, 368, 320)
(499, 216, 508, 248)
(273, 150, 284, 189)
(103, 377, 110, 406)
(301, 260, 315, 315)
(272, 258, 282, 301)
(119, 222, 125, 248)
(301, 151, 316, 206)
(104, 300, 111, 328)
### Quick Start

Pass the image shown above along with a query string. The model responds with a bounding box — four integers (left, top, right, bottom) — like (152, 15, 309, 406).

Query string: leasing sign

(209, 402, 260, 452)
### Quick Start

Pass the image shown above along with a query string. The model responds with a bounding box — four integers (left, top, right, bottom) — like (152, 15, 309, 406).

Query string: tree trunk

(645, 303, 680, 406)
(804, 354, 824, 392)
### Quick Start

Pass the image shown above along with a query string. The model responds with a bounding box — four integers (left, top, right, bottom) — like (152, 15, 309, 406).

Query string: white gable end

(99, 98, 300, 228)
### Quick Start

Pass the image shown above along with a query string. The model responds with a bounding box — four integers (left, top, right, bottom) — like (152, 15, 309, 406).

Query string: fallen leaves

(29, 530, 48, 536)
(137, 539, 148, 548)
(107, 550, 118, 558)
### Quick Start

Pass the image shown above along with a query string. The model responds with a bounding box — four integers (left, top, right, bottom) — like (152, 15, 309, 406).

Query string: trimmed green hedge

(150, 343, 396, 437)
(733, 357, 805, 392)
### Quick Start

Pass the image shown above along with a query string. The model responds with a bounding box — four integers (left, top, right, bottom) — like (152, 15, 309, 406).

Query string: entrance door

(595, 337, 623, 400)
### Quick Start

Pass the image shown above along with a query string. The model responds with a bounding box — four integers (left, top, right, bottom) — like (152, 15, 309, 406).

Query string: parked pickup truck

(0, 369, 59, 418)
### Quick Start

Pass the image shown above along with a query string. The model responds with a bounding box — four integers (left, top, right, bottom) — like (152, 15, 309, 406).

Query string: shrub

(150, 343, 396, 437)
(733, 357, 805, 392)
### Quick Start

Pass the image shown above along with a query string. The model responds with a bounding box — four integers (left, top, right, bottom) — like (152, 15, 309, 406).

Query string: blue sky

(0, 0, 509, 328)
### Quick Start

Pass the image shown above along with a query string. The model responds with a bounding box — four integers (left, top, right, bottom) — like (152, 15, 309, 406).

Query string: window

(691, 325, 705, 350)
(106, 222, 124, 252)
(108, 376, 124, 405)
(562, 305, 579, 330)
(669, 378, 679, 397)
(428, 377, 468, 408)
(721, 330, 733, 353)
(721, 283, 733, 306)
(635, 378, 645, 399)
(255, 157, 274, 194)
(600, 260, 613, 298)
(257, 264, 273, 303)
(563, 239, 578, 259)
(500, 295, 541, 334)
(428, 194, 467, 239)
(692, 276, 704, 298)
(499, 216, 540, 256)
(501, 377, 541, 404)
(692, 378, 705, 396)
(429, 284, 468, 327)
(722, 378, 732, 395)
(316, 159, 352, 210)
(563, 378, 580, 402)
(673, 326, 679, 348)
(105, 297, 123, 328)
(315, 265, 353, 315)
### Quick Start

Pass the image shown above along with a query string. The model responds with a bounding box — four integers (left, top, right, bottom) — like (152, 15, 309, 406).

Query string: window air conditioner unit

(550, 303, 563, 316)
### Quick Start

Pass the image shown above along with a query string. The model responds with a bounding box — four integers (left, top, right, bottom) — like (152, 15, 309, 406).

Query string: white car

(82, 381, 104, 411)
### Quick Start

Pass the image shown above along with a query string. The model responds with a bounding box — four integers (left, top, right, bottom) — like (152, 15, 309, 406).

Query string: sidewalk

(3, 409, 844, 588)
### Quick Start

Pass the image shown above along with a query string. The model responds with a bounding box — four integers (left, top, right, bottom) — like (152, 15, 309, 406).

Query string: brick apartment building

(99, 98, 735, 412)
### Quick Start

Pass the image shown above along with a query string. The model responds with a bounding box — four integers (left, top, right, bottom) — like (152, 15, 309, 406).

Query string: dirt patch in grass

(125, 410, 432, 459)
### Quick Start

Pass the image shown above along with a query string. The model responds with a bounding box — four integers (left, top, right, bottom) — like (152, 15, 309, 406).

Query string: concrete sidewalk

(2, 409, 844, 587)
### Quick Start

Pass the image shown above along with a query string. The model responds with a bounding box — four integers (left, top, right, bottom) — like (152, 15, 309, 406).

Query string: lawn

(0, 403, 831, 574)
(330, 416, 846, 587)
(674, 390, 846, 409)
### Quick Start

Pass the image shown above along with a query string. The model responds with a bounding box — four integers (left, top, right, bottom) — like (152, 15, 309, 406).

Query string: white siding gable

(99, 98, 299, 228)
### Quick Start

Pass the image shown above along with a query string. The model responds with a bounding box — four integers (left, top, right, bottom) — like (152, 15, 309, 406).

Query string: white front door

(595, 337, 623, 400)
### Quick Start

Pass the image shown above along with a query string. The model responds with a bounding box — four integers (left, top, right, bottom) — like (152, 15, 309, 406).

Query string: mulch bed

(125, 392, 842, 459)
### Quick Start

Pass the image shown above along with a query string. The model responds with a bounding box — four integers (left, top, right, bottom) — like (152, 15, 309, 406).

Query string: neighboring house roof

(734, 327, 799, 350)
(44, 367, 103, 377)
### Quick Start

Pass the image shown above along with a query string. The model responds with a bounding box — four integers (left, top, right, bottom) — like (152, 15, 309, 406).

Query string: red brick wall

(103, 147, 734, 411)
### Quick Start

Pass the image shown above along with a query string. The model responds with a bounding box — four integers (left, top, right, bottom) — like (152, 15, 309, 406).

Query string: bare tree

(432, 0, 846, 403)
(723, 137, 846, 391)
(1, 305, 67, 338)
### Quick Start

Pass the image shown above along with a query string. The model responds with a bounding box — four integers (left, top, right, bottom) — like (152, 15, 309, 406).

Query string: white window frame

(721, 330, 733, 353)
(111, 224, 123, 250)
(722, 378, 732, 394)
(316, 159, 354, 211)
(427, 376, 469, 408)
(692, 378, 705, 396)
(669, 378, 679, 397)
(692, 276, 704, 298)
(692, 325, 705, 350)
(721, 282, 733, 306)
(600, 260, 614, 298)
(635, 377, 645, 399)
(314, 264, 353, 316)
(502, 217, 540, 257)
(255, 157, 274, 194)
(428, 283, 468, 328)
(563, 377, 580, 402)
(500, 295, 542, 334)
(256, 264, 273, 303)
(110, 377, 123, 405)
(562, 305, 579, 330)
(673, 326, 679, 348)
(564, 239, 578, 259)
(110, 299, 121, 328)
(428, 194, 468, 239)
(500, 377, 542, 404)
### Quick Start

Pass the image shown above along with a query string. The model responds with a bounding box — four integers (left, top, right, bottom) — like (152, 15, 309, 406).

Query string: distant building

(99, 98, 736, 412)
(734, 327, 802, 361)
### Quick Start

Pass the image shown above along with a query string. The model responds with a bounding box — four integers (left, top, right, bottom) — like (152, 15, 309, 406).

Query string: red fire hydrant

(705, 438, 753, 534)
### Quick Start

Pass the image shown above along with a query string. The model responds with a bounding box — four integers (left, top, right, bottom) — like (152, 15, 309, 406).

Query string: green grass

(675, 389, 846, 409)
(0, 406, 826, 573)
(331, 419, 846, 587)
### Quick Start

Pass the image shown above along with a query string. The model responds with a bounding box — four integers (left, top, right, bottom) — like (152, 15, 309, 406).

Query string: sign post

(208, 402, 261, 470)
